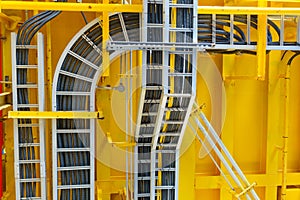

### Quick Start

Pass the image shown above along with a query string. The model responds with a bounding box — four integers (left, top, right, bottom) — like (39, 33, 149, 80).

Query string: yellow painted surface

(1, 0, 300, 200)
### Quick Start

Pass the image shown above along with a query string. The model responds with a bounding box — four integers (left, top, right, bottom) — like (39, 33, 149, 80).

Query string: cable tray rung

(17, 104, 39, 108)
(162, 120, 184, 125)
(169, 3, 193, 8)
(56, 148, 90, 152)
(57, 184, 91, 189)
(144, 99, 160, 103)
(18, 123, 39, 127)
(165, 107, 188, 111)
(56, 129, 90, 133)
(56, 91, 91, 96)
(142, 112, 158, 116)
(16, 45, 37, 49)
(140, 123, 156, 127)
(19, 159, 41, 164)
(137, 193, 151, 198)
(168, 73, 193, 77)
(155, 185, 175, 190)
(57, 166, 91, 171)
(16, 65, 38, 69)
(165, 93, 192, 97)
(19, 178, 41, 183)
(17, 84, 38, 88)
(19, 143, 40, 147)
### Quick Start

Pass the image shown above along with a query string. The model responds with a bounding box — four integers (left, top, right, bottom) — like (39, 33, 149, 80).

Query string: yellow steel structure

(1, 0, 300, 200)
(8, 111, 104, 119)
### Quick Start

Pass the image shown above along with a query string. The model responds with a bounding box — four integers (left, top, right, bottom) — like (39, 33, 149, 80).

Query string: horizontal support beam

(1, 3, 300, 15)
(195, 173, 300, 189)
(198, 6, 300, 15)
(0, 1, 142, 12)
(8, 111, 104, 119)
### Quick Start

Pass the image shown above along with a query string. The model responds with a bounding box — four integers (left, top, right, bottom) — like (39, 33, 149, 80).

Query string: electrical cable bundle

(16, 5, 63, 199)
(54, 13, 140, 200)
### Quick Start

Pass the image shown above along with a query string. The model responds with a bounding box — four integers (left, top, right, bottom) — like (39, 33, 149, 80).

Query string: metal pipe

(281, 64, 290, 200)
(199, 111, 260, 200)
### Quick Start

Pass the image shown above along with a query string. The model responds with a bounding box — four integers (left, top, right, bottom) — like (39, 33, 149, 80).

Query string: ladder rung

(18, 123, 39, 127)
(169, 3, 194, 8)
(16, 65, 38, 69)
(17, 84, 38, 88)
(57, 166, 91, 171)
(19, 159, 41, 164)
(155, 185, 175, 190)
(16, 45, 37, 49)
(19, 178, 41, 183)
(57, 184, 91, 189)
(56, 129, 90, 133)
(17, 104, 39, 108)
(57, 148, 90, 152)
(19, 143, 40, 147)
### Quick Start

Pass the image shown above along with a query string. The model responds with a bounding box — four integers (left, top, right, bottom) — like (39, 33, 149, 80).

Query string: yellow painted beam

(197, 6, 300, 15)
(195, 173, 300, 189)
(0, 1, 142, 12)
(8, 111, 104, 119)
(257, 0, 267, 80)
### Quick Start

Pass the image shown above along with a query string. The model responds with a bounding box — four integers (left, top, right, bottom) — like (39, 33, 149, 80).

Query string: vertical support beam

(37, 33, 47, 200)
(0, 25, 3, 199)
(266, 51, 281, 200)
(257, 0, 267, 80)
(11, 32, 20, 200)
(45, 21, 52, 200)
(297, 16, 300, 45)
(90, 119, 95, 200)
(52, 119, 58, 200)
(102, 0, 110, 76)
